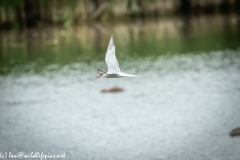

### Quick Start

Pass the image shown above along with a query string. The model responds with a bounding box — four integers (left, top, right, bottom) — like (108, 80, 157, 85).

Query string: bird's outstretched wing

(98, 69, 105, 74)
(105, 35, 121, 74)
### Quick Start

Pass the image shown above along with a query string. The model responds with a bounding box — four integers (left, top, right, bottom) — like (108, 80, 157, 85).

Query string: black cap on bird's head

(97, 69, 105, 78)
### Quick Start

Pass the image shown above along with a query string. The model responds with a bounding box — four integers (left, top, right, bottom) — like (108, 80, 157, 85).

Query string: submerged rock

(229, 127, 240, 137)
(101, 87, 124, 93)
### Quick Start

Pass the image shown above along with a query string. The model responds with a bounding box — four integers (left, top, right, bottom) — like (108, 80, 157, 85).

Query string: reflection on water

(0, 14, 240, 160)
(0, 14, 240, 74)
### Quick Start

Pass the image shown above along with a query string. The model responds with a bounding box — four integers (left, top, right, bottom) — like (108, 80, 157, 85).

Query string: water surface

(0, 15, 240, 160)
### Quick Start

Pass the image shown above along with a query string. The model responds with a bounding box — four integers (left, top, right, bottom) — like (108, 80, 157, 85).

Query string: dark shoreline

(0, 0, 240, 30)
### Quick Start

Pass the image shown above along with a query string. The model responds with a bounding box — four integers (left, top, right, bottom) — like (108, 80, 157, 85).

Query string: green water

(0, 15, 240, 74)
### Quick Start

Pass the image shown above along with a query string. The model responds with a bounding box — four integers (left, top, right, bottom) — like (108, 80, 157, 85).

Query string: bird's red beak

(96, 75, 101, 78)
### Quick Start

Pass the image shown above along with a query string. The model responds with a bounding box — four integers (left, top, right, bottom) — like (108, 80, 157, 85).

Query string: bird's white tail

(121, 73, 138, 77)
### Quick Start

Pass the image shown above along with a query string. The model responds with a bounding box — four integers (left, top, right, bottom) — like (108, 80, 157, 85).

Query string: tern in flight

(97, 35, 137, 78)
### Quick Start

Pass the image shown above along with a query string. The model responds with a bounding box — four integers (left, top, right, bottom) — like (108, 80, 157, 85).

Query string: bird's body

(97, 35, 137, 78)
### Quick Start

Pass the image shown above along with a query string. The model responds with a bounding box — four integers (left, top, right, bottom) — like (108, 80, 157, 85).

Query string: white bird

(97, 35, 137, 78)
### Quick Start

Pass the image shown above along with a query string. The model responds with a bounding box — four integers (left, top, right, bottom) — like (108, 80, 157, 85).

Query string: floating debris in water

(229, 127, 240, 137)
(101, 87, 124, 93)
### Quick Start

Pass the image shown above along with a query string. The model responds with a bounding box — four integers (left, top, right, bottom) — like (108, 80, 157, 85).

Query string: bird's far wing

(98, 69, 105, 74)
(105, 35, 121, 74)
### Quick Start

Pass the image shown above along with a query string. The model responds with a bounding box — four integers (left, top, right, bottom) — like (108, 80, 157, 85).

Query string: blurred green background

(0, 0, 240, 74)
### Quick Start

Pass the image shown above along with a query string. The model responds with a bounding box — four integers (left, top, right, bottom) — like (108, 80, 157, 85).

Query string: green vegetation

(0, 0, 239, 29)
